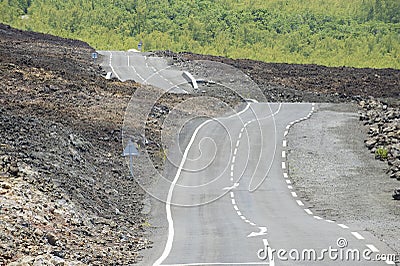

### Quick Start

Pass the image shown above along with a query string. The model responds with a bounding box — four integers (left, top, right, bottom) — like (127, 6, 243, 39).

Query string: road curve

(146, 102, 395, 266)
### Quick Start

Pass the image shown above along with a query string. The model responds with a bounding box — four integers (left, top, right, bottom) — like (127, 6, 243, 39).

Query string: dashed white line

(286, 125, 290, 130)
(238, 132, 243, 139)
(231, 199, 236, 205)
(232, 156, 236, 163)
(236, 140, 240, 147)
(231, 165, 234, 171)
(351, 232, 365, 240)
(291, 192, 298, 197)
(234, 147, 238, 155)
(284, 131, 288, 137)
(282, 151, 286, 158)
(249, 222, 256, 226)
(304, 209, 313, 215)
(234, 205, 239, 211)
(230, 192, 234, 198)
(283, 140, 287, 147)
(282, 162, 286, 169)
(285, 179, 291, 184)
(325, 220, 334, 223)
(313, 216, 323, 220)
(296, 200, 304, 206)
(366, 244, 379, 253)
(240, 215, 246, 220)
(338, 224, 349, 229)
(283, 173, 288, 178)
(237, 211, 242, 216)
(287, 185, 293, 190)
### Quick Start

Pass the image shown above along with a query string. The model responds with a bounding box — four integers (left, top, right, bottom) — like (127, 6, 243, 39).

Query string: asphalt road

(98, 51, 192, 93)
(108, 51, 396, 265)
(146, 102, 396, 266)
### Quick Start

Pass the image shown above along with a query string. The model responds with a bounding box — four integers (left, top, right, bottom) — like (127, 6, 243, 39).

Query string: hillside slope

(1, 0, 399, 69)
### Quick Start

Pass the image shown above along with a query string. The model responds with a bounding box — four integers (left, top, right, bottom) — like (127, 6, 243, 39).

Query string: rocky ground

(0, 23, 399, 265)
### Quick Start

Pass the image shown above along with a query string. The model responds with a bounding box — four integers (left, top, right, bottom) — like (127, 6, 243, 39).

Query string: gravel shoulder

(287, 103, 400, 254)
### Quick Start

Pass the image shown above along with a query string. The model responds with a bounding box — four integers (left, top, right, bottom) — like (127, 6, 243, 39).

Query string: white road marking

(285, 179, 291, 184)
(237, 211, 242, 216)
(234, 205, 239, 211)
(236, 139, 240, 147)
(231, 199, 236, 205)
(325, 220, 334, 223)
(296, 200, 304, 206)
(385, 260, 396, 265)
(282, 151, 286, 158)
(287, 185, 293, 190)
(282, 140, 287, 147)
(234, 147, 238, 155)
(291, 192, 298, 197)
(232, 156, 236, 163)
(238, 132, 243, 139)
(283, 173, 288, 178)
(304, 209, 313, 215)
(161, 262, 271, 265)
(240, 127, 245, 133)
(247, 227, 268, 238)
(351, 232, 365, 240)
(282, 162, 286, 169)
(338, 224, 349, 229)
(366, 244, 379, 253)
(286, 125, 290, 130)
(230, 171, 234, 177)
(231, 165, 234, 171)
(154, 119, 211, 266)
(240, 215, 246, 220)
(250, 222, 256, 226)
(313, 216, 323, 220)
(284, 131, 288, 137)
(230, 192, 234, 198)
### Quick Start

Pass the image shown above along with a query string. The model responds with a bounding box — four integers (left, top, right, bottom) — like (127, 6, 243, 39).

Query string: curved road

(105, 51, 396, 265)
(148, 102, 395, 266)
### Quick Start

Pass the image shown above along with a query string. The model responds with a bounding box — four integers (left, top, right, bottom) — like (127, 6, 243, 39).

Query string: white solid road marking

(304, 209, 313, 215)
(153, 119, 211, 266)
(366, 244, 379, 253)
(296, 200, 304, 206)
(351, 232, 365, 240)
(338, 224, 349, 229)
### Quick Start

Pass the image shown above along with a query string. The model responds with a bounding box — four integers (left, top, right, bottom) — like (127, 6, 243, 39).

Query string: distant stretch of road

(146, 102, 396, 266)
(98, 51, 192, 93)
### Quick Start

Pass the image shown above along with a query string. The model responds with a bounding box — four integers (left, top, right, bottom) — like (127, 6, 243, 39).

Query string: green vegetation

(1, 0, 399, 68)
(375, 147, 389, 160)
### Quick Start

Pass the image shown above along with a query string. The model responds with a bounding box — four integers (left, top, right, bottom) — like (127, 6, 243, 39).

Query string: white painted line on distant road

(234, 147, 238, 156)
(385, 260, 396, 265)
(283, 173, 288, 178)
(291, 192, 298, 197)
(351, 232, 365, 240)
(161, 262, 272, 265)
(296, 200, 304, 206)
(288, 185, 293, 190)
(325, 220, 334, 223)
(230, 192, 234, 198)
(237, 211, 242, 216)
(366, 244, 379, 253)
(304, 209, 313, 215)
(238, 132, 243, 139)
(285, 179, 291, 184)
(236, 140, 240, 147)
(286, 125, 290, 130)
(282, 162, 286, 169)
(232, 156, 236, 163)
(338, 224, 349, 229)
(282, 140, 287, 147)
(284, 131, 288, 137)
(234, 205, 239, 211)
(282, 151, 286, 158)
(313, 216, 323, 220)
(231, 199, 236, 205)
